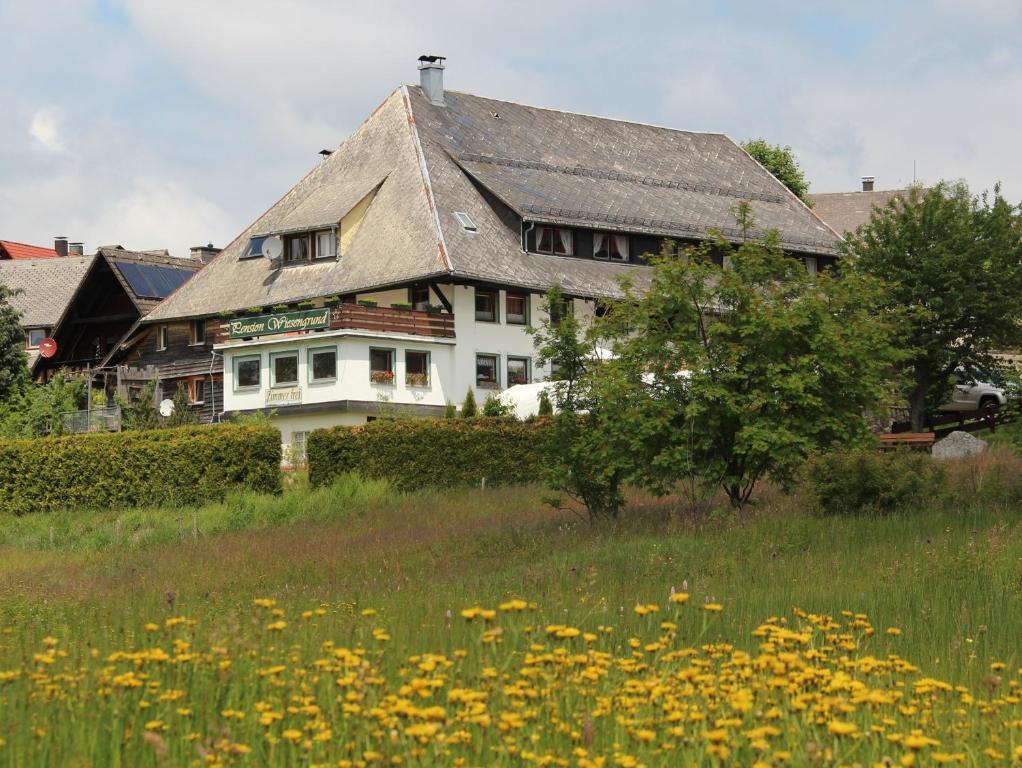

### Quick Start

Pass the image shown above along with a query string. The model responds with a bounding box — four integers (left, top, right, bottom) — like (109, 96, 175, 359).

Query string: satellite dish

(38, 338, 58, 359)
(261, 235, 283, 260)
(159, 399, 175, 418)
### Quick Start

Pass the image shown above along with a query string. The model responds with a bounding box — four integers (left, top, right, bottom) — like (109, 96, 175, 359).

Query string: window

(285, 234, 310, 262)
(270, 352, 299, 387)
(234, 355, 261, 390)
(405, 350, 430, 387)
(506, 293, 528, 325)
(593, 232, 629, 262)
(309, 347, 337, 382)
(536, 227, 573, 255)
(26, 328, 47, 348)
(475, 289, 498, 322)
(156, 325, 168, 351)
(476, 353, 499, 388)
(187, 377, 205, 404)
(453, 212, 477, 232)
(191, 319, 206, 346)
(315, 230, 335, 260)
(370, 347, 395, 384)
(805, 256, 818, 275)
(507, 356, 530, 386)
(410, 285, 431, 310)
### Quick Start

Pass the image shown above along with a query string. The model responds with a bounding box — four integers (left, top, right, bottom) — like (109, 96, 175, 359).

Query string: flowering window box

(370, 370, 395, 384)
(405, 372, 429, 388)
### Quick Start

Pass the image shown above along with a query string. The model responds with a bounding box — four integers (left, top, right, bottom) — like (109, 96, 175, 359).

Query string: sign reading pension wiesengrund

(228, 308, 330, 339)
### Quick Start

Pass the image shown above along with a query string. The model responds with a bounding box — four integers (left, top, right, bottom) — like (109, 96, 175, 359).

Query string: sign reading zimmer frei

(228, 308, 331, 339)
(265, 387, 302, 407)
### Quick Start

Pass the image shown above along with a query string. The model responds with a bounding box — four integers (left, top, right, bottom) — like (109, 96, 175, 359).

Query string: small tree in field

(482, 393, 511, 417)
(460, 387, 478, 418)
(537, 389, 554, 416)
(597, 204, 899, 508)
(846, 181, 1022, 430)
(443, 401, 457, 419)
(529, 287, 627, 520)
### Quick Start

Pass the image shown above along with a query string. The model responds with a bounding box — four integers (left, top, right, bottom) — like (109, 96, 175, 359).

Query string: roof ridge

(401, 85, 452, 274)
(410, 85, 730, 138)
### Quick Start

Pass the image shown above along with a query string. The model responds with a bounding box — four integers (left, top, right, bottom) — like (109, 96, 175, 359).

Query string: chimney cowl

(861, 176, 876, 192)
(54, 237, 68, 258)
(68, 242, 84, 255)
(418, 54, 446, 106)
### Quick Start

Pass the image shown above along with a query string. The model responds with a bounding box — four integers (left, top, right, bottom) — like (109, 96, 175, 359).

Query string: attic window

(453, 212, 477, 232)
(243, 236, 267, 259)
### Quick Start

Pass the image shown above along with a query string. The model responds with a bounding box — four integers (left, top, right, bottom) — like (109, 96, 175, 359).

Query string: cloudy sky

(1, 1, 1019, 257)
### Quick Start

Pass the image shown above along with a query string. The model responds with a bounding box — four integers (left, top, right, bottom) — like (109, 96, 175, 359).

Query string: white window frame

(26, 328, 47, 349)
(506, 293, 528, 325)
(805, 256, 818, 275)
(315, 230, 336, 260)
(190, 319, 206, 346)
(156, 325, 168, 351)
(308, 346, 337, 383)
(233, 355, 262, 391)
(535, 227, 573, 256)
(475, 288, 499, 323)
(270, 351, 299, 388)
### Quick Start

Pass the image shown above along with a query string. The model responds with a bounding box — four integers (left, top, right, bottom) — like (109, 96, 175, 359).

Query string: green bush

(0, 424, 281, 516)
(803, 449, 945, 516)
(308, 418, 549, 491)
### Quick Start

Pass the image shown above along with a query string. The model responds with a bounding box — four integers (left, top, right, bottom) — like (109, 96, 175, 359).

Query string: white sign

(265, 387, 302, 407)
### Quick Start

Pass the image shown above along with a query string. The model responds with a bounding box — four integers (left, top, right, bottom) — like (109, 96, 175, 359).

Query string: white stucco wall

(218, 285, 594, 453)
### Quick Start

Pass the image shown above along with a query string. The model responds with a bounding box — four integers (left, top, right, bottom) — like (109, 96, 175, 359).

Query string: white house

(130, 55, 840, 457)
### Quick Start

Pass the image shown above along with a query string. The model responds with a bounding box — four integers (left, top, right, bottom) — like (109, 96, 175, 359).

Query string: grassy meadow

(1, 448, 1022, 765)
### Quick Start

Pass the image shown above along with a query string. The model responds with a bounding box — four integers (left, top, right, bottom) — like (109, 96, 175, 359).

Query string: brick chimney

(861, 176, 875, 192)
(54, 236, 68, 258)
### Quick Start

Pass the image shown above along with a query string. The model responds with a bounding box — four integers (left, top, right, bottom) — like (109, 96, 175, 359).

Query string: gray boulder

(932, 430, 988, 461)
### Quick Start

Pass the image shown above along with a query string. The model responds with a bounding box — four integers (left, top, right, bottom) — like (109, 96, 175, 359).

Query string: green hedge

(308, 418, 550, 491)
(0, 424, 281, 516)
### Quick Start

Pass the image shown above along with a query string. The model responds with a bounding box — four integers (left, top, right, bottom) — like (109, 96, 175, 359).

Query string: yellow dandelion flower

(670, 592, 690, 604)
(887, 627, 902, 636)
(827, 720, 858, 736)
(703, 603, 724, 613)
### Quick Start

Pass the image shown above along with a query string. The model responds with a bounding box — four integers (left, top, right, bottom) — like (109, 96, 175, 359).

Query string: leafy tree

(595, 204, 898, 508)
(460, 387, 478, 418)
(118, 380, 161, 431)
(529, 287, 627, 520)
(537, 388, 554, 417)
(0, 285, 28, 403)
(165, 384, 199, 427)
(741, 139, 811, 204)
(845, 182, 1022, 430)
(0, 374, 85, 438)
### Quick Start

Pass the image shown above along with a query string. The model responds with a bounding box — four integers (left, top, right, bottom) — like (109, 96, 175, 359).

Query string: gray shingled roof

(0, 256, 94, 327)
(146, 86, 841, 322)
(810, 189, 912, 236)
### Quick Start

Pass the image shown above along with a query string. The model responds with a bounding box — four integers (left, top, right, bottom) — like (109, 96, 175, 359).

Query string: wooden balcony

(215, 303, 455, 343)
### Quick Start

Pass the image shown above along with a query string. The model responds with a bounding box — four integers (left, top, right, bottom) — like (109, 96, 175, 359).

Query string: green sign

(227, 308, 330, 339)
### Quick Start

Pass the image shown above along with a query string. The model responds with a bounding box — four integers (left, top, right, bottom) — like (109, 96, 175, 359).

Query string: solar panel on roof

(115, 262, 193, 300)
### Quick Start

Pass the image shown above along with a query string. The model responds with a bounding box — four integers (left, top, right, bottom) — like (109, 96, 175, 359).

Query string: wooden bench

(878, 432, 936, 452)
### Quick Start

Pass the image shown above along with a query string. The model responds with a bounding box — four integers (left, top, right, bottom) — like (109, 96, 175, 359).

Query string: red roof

(0, 240, 59, 260)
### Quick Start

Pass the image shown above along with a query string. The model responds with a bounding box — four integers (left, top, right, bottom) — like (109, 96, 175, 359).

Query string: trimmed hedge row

(308, 418, 550, 491)
(0, 424, 281, 516)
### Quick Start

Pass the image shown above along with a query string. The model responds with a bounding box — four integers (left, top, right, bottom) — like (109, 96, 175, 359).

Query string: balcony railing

(216, 303, 455, 343)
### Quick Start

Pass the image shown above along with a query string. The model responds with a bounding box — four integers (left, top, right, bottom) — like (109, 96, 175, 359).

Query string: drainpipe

(521, 221, 535, 253)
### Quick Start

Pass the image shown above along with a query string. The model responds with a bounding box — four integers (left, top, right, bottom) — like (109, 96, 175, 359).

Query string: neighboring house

(811, 177, 913, 237)
(128, 56, 841, 457)
(0, 236, 86, 260)
(0, 256, 94, 371)
(37, 246, 202, 388)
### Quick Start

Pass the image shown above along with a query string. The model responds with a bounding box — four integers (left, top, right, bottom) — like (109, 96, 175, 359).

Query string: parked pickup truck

(938, 367, 1008, 415)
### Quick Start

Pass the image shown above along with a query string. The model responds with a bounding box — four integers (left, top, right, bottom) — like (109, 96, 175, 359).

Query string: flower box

(370, 370, 395, 384)
(405, 372, 429, 387)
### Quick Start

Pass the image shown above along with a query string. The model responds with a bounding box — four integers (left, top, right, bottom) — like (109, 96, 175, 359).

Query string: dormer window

(284, 230, 336, 263)
(594, 232, 629, 262)
(536, 227, 573, 256)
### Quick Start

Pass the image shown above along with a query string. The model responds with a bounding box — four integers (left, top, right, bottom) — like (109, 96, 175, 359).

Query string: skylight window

(453, 212, 477, 232)
(243, 236, 267, 260)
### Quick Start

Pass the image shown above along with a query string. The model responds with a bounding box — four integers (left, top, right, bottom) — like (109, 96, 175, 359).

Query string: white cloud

(28, 107, 66, 153)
